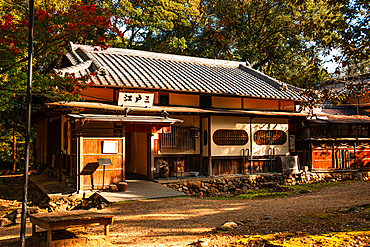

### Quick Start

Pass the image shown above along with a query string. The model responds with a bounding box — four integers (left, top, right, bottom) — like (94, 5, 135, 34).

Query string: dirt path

(92, 181, 370, 246)
(0, 181, 369, 246)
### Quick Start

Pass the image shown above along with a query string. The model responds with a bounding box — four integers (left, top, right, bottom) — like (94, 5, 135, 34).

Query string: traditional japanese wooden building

(303, 104, 370, 171)
(33, 42, 328, 192)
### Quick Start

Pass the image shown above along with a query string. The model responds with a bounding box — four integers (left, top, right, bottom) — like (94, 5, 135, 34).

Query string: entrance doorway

(125, 131, 148, 180)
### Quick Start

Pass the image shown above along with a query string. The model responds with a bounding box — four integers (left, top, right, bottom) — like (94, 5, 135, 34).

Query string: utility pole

(20, 0, 34, 244)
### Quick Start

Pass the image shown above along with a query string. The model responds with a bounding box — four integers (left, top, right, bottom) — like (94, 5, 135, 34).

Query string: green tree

(0, 2, 118, 169)
(190, 0, 346, 88)
(106, 0, 201, 53)
(331, 0, 370, 76)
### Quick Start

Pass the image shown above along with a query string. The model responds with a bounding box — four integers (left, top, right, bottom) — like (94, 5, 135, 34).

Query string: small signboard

(97, 158, 113, 166)
(118, 92, 154, 108)
(102, 140, 119, 154)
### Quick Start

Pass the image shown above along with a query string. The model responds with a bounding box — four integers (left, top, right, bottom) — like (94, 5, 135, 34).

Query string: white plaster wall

(210, 116, 251, 156)
(251, 118, 289, 156)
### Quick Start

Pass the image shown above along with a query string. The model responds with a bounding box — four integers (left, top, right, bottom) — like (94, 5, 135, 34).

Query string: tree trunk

(13, 128, 16, 172)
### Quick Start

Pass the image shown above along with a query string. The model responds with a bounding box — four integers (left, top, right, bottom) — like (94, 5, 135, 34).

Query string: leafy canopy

(0, 1, 119, 166)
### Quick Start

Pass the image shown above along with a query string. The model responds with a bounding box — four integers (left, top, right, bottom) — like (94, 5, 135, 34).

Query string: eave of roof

(306, 137, 370, 141)
(307, 115, 370, 123)
(68, 114, 182, 124)
(43, 101, 309, 118)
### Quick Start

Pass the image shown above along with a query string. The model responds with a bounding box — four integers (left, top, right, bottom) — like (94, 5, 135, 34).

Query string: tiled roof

(55, 43, 306, 101)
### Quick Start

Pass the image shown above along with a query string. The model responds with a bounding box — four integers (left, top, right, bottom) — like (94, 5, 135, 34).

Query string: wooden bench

(29, 210, 114, 247)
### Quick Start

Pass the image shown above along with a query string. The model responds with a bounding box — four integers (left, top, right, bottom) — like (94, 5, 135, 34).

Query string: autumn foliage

(0, 2, 124, 144)
(0, 1, 128, 104)
(0, 3, 120, 73)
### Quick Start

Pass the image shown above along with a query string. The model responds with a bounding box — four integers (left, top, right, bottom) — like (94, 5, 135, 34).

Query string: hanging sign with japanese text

(118, 92, 154, 108)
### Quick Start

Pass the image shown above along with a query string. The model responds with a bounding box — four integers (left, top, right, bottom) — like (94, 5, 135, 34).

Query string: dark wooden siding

(311, 142, 370, 171)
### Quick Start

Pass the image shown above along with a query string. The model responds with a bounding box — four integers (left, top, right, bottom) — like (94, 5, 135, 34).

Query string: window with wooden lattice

(310, 124, 328, 137)
(351, 124, 368, 137)
(331, 124, 349, 137)
(213, 129, 248, 146)
(254, 130, 287, 145)
(159, 126, 194, 151)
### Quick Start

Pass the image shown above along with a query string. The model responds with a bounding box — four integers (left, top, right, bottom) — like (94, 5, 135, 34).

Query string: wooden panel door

(80, 137, 125, 191)
(312, 149, 333, 169)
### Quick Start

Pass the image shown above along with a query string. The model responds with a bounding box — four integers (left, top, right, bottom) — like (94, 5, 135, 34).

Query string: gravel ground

(91, 181, 370, 246)
(0, 181, 369, 246)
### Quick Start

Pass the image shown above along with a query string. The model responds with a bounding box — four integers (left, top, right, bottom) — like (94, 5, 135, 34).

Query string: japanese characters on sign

(118, 92, 154, 108)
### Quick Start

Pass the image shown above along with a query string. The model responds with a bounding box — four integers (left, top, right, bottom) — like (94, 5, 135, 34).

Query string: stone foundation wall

(161, 172, 370, 198)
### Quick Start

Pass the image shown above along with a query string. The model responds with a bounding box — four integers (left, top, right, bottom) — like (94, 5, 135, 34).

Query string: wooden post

(301, 121, 306, 168)
(104, 225, 110, 242)
(354, 140, 357, 170)
(122, 136, 126, 181)
(47, 230, 52, 247)
(147, 133, 154, 180)
(309, 140, 312, 170)
(199, 117, 203, 173)
(250, 118, 253, 174)
(77, 137, 83, 192)
(332, 141, 335, 169)
(357, 96, 360, 115)
(208, 116, 212, 176)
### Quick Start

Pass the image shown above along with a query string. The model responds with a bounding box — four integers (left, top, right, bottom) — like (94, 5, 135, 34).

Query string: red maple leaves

(0, 3, 124, 72)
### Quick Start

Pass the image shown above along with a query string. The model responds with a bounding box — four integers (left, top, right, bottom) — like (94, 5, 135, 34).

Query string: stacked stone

(78, 193, 108, 210)
(167, 177, 259, 197)
(48, 196, 84, 212)
(47, 193, 108, 212)
(164, 172, 363, 198)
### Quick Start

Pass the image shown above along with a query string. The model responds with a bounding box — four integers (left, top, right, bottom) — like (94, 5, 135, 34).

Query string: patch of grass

(330, 220, 353, 225)
(231, 231, 370, 247)
(209, 181, 355, 200)
(208, 188, 289, 200)
(302, 211, 332, 219)
(235, 190, 289, 200)
(282, 180, 352, 192)
(298, 211, 337, 224)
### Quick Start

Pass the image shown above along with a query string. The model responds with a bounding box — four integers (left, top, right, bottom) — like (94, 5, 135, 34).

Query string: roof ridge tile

(71, 43, 244, 68)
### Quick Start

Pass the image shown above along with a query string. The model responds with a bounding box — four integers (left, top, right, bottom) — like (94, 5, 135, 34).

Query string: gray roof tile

(55, 43, 306, 101)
